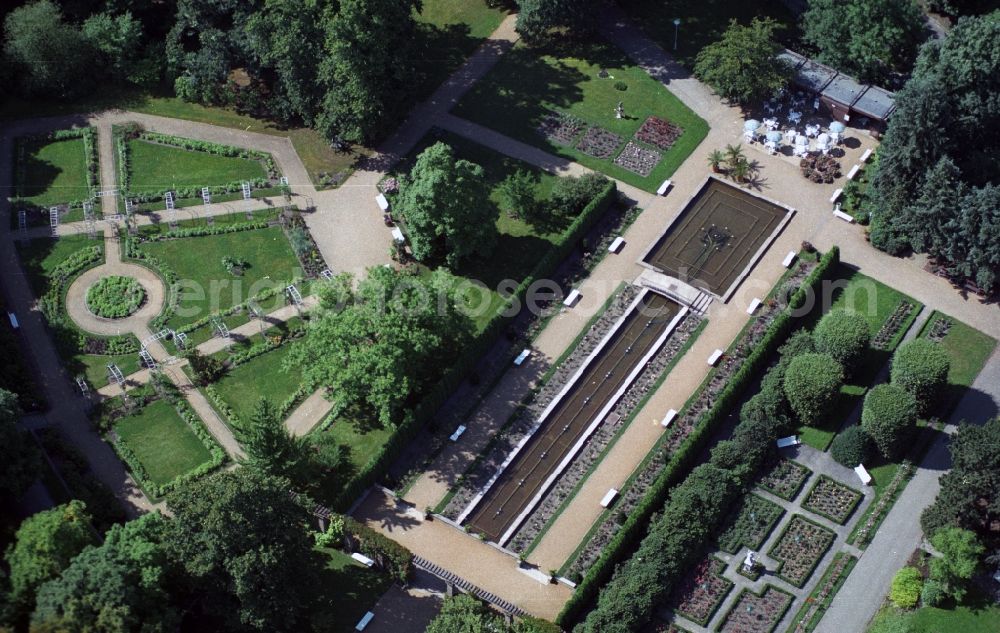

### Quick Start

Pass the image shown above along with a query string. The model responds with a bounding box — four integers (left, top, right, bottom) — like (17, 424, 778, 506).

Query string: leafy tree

(813, 309, 871, 373)
(5, 501, 97, 616)
(867, 12, 1000, 292)
(165, 469, 322, 631)
(82, 11, 159, 87)
(3, 0, 95, 98)
(802, 0, 926, 82)
(31, 513, 179, 632)
(396, 142, 497, 268)
(889, 566, 923, 609)
(694, 18, 792, 105)
(286, 266, 472, 428)
(239, 398, 306, 483)
(861, 383, 918, 459)
(426, 594, 505, 633)
(783, 353, 844, 423)
(497, 168, 539, 220)
(891, 338, 950, 412)
(928, 527, 984, 602)
(550, 172, 610, 218)
(316, 0, 421, 143)
(515, 0, 598, 42)
(0, 389, 41, 501)
(830, 425, 873, 467)
(185, 348, 225, 385)
(921, 418, 1000, 537)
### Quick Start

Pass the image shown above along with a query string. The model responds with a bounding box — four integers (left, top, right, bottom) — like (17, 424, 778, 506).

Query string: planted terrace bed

(718, 585, 794, 633)
(669, 556, 733, 626)
(768, 515, 835, 587)
(757, 458, 811, 502)
(717, 493, 785, 554)
(802, 476, 861, 525)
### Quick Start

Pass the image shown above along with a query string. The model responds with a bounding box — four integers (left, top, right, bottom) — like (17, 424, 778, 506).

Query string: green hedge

(557, 246, 841, 628)
(342, 516, 413, 583)
(331, 181, 618, 510)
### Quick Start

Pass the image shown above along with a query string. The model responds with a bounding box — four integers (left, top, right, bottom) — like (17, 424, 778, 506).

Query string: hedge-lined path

(96, 122, 118, 216)
(356, 488, 570, 621)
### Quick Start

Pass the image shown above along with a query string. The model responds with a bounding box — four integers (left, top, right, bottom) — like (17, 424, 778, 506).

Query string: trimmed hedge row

(557, 246, 841, 628)
(343, 516, 413, 584)
(331, 181, 619, 510)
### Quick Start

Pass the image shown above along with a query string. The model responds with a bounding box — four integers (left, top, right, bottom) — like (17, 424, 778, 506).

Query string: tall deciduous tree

(396, 142, 497, 268)
(317, 0, 421, 143)
(0, 389, 40, 502)
(3, 0, 95, 98)
(5, 501, 97, 616)
(694, 18, 792, 105)
(286, 266, 472, 428)
(31, 513, 179, 632)
(803, 0, 926, 83)
(165, 469, 322, 631)
(515, 0, 598, 42)
(82, 11, 160, 87)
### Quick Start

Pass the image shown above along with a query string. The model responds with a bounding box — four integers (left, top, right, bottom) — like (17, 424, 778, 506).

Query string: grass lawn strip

(717, 493, 785, 554)
(114, 399, 214, 488)
(453, 40, 709, 192)
(801, 476, 861, 525)
(209, 344, 304, 427)
(767, 515, 835, 588)
(313, 547, 394, 632)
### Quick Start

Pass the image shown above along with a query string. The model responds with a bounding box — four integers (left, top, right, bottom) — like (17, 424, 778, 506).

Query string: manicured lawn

(135, 208, 280, 239)
(115, 399, 213, 488)
(77, 352, 141, 389)
(16, 137, 90, 207)
(137, 226, 302, 329)
(918, 311, 997, 388)
(624, 0, 800, 69)
(127, 139, 267, 195)
(414, 0, 507, 102)
(213, 344, 303, 425)
(16, 235, 97, 297)
(910, 602, 1000, 633)
(313, 548, 393, 633)
(453, 40, 709, 192)
(321, 418, 393, 475)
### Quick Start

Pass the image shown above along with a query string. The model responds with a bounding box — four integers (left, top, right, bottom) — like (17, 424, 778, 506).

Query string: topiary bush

(86, 276, 145, 319)
(813, 309, 871, 373)
(862, 383, 918, 459)
(830, 425, 872, 467)
(891, 339, 950, 413)
(890, 566, 923, 609)
(783, 353, 844, 424)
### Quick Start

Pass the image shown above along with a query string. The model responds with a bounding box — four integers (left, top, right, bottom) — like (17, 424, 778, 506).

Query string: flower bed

(871, 300, 915, 349)
(575, 126, 623, 159)
(925, 315, 952, 343)
(850, 460, 913, 548)
(86, 276, 146, 319)
(635, 116, 683, 152)
(537, 112, 585, 146)
(802, 476, 862, 525)
(790, 552, 857, 633)
(613, 141, 661, 177)
(757, 458, 811, 501)
(799, 154, 841, 184)
(717, 493, 785, 554)
(282, 210, 329, 278)
(670, 557, 733, 626)
(718, 586, 794, 633)
(768, 515, 835, 587)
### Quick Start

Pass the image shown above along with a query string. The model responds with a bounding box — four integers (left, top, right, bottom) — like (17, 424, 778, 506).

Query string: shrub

(830, 425, 872, 467)
(814, 309, 871, 373)
(920, 578, 946, 607)
(862, 384, 918, 459)
(890, 566, 923, 609)
(891, 339, 950, 413)
(614, 81, 627, 91)
(85, 276, 145, 319)
(783, 353, 844, 424)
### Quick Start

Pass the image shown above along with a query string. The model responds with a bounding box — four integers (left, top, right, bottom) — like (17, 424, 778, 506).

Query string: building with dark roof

(779, 49, 896, 127)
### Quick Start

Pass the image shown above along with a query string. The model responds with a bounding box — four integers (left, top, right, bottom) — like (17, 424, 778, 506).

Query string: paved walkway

(816, 347, 1000, 633)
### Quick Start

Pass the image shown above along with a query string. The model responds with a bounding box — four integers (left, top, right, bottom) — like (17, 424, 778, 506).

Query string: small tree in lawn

(185, 349, 225, 385)
(396, 142, 497, 269)
(891, 339, 950, 414)
(239, 398, 307, 484)
(929, 527, 984, 603)
(831, 425, 873, 467)
(515, 0, 598, 42)
(497, 169, 537, 221)
(813, 309, 871, 374)
(783, 353, 844, 424)
(861, 383, 918, 459)
(694, 18, 792, 105)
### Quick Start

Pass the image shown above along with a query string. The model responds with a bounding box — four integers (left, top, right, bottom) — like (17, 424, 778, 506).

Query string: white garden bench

(833, 209, 855, 223)
(776, 435, 800, 448)
(854, 464, 873, 485)
(608, 236, 625, 253)
(656, 179, 673, 196)
(391, 227, 406, 243)
(351, 553, 375, 567)
(375, 193, 390, 211)
(746, 298, 762, 315)
(707, 349, 724, 366)
(860, 148, 873, 163)
(600, 489, 619, 508)
(782, 251, 797, 268)
(7, 312, 19, 329)
(846, 164, 861, 180)
(449, 425, 467, 442)
(514, 349, 531, 366)
(356, 612, 375, 631)
(829, 188, 843, 203)
(661, 409, 678, 428)
(563, 289, 581, 307)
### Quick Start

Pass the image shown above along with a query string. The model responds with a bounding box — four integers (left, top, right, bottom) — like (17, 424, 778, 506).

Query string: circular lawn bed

(86, 275, 146, 319)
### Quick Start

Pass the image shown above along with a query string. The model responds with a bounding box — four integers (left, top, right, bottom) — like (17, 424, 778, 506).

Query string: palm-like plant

(730, 158, 751, 183)
(725, 143, 746, 170)
(707, 149, 726, 173)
